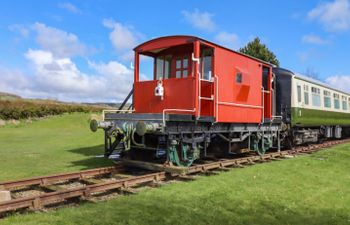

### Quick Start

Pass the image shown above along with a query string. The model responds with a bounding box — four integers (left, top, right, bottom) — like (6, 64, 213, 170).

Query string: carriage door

(262, 66, 272, 120)
(199, 48, 215, 118)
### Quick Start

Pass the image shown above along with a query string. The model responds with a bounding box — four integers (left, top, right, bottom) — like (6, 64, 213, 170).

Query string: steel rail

(0, 166, 122, 191)
(0, 172, 166, 213)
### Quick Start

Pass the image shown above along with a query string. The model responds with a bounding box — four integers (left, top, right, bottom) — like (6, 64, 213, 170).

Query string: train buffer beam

(121, 159, 188, 175)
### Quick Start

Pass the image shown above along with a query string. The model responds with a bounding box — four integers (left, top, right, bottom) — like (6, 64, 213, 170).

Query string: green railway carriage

(274, 68, 350, 145)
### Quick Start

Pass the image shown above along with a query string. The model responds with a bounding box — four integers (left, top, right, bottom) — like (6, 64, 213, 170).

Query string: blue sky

(1, 0, 350, 102)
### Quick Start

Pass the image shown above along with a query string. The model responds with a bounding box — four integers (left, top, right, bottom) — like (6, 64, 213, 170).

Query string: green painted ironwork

(250, 134, 273, 156)
(168, 143, 200, 167)
(291, 107, 350, 126)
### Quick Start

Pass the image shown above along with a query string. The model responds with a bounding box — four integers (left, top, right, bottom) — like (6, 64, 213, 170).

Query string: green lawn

(0, 113, 349, 224)
(0, 113, 112, 181)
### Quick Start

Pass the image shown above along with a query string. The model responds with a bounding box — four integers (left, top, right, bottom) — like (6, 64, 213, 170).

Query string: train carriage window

(183, 57, 188, 69)
(324, 90, 331, 108)
(174, 55, 189, 78)
(334, 93, 340, 109)
(342, 96, 347, 110)
(156, 58, 164, 80)
(304, 85, 309, 105)
(297, 85, 302, 103)
(156, 55, 171, 79)
(262, 67, 269, 90)
(200, 49, 213, 80)
(311, 87, 321, 107)
(236, 73, 242, 83)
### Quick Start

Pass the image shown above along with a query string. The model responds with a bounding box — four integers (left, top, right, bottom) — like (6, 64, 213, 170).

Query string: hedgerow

(0, 100, 102, 120)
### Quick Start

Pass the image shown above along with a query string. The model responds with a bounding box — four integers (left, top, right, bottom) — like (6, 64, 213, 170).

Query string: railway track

(0, 138, 348, 217)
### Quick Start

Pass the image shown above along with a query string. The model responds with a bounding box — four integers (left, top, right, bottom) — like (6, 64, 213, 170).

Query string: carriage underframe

(101, 113, 281, 167)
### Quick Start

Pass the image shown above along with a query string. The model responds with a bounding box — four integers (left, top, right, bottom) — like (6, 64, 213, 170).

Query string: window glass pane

(183, 57, 188, 69)
(334, 99, 340, 109)
(183, 70, 188, 78)
(342, 101, 347, 110)
(156, 57, 164, 80)
(312, 94, 321, 107)
(200, 49, 212, 80)
(176, 70, 181, 78)
(262, 67, 269, 90)
(324, 97, 331, 108)
(297, 85, 301, 102)
(202, 56, 212, 80)
(236, 73, 242, 83)
(304, 92, 309, 105)
(176, 58, 181, 69)
(164, 56, 171, 79)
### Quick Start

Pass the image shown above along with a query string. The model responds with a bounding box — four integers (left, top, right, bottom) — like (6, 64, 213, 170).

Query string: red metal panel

(214, 47, 267, 123)
(134, 78, 195, 114)
(200, 81, 214, 116)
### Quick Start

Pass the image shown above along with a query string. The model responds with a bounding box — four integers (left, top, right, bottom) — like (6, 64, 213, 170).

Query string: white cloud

(302, 34, 329, 45)
(1, 23, 137, 102)
(8, 24, 30, 38)
(0, 66, 32, 95)
(103, 19, 138, 50)
(32, 22, 86, 58)
(182, 9, 216, 32)
(308, 0, 350, 32)
(89, 60, 133, 97)
(214, 32, 239, 50)
(325, 75, 350, 92)
(58, 2, 81, 14)
(18, 49, 134, 102)
(103, 19, 142, 61)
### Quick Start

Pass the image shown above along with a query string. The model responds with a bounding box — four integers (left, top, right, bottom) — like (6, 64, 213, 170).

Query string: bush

(0, 99, 103, 120)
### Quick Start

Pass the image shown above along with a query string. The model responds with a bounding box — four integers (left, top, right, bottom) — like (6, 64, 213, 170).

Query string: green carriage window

(324, 90, 331, 108)
(311, 87, 321, 107)
(342, 96, 347, 110)
(334, 93, 340, 109)
(297, 85, 302, 103)
(304, 85, 309, 105)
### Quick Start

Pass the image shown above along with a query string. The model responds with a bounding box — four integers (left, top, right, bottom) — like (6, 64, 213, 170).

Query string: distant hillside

(0, 92, 21, 100)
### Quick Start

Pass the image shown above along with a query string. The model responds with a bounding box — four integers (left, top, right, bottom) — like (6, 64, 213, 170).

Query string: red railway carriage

(90, 35, 281, 167)
(133, 35, 273, 123)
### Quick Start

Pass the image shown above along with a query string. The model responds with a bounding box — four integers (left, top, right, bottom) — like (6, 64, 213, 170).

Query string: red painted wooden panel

(214, 47, 265, 123)
(134, 78, 195, 114)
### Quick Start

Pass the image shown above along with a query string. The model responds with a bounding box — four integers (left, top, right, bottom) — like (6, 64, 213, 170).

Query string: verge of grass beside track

(0, 113, 112, 180)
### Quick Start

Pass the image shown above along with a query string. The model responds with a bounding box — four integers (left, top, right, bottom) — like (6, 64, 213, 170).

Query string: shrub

(0, 99, 103, 120)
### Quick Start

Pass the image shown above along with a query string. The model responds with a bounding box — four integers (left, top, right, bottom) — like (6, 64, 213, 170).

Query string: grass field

(0, 113, 349, 225)
(0, 113, 112, 180)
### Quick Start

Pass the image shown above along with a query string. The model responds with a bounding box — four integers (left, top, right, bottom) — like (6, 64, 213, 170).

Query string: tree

(304, 67, 319, 80)
(239, 37, 280, 66)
